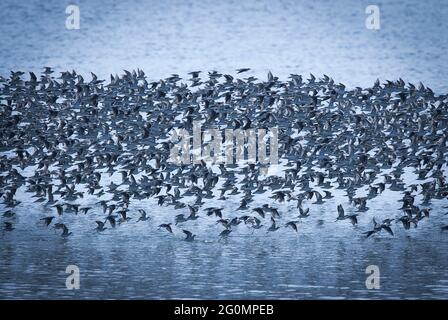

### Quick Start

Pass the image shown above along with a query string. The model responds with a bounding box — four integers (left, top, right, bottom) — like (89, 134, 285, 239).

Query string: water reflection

(1, 216, 447, 299)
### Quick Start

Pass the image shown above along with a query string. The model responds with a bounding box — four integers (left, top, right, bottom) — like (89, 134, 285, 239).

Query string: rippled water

(1, 0, 447, 92)
(1, 0, 448, 299)
(1, 181, 448, 299)
(1, 215, 448, 299)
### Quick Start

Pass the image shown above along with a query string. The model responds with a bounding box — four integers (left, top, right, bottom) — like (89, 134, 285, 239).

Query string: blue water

(0, 0, 448, 299)
(1, 0, 447, 93)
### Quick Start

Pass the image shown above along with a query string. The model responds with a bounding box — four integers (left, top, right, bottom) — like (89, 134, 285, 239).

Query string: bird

(267, 217, 280, 232)
(205, 207, 223, 218)
(80, 207, 91, 215)
(2, 210, 15, 218)
(40, 216, 55, 227)
(95, 221, 107, 232)
(262, 204, 280, 218)
(183, 229, 196, 241)
(298, 206, 310, 218)
(380, 219, 394, 236)
(251, 217, 263, 230)
(285, 221, 298, 233)
(236, 68, 250, 74)
(106, 216, 116, 228)
(117, 210, 131, 223)
(53, 223, 65, 230)
(4, 222, 14, 231)
(219, 228, 232, 238)
(237, 199, 249, 210)
(187, 205, 200, 221)
(54, 204, 63, 216)
(61, 225, 72, 237)
(188, 71, 201, 79)
(158, 223, 173, 234)
(175, 214, 188, 225)
(252, 207, 265, 218)
(363, 218, 394, 238)
(336, 204, 358, 225)
(137, 209, 150, 222)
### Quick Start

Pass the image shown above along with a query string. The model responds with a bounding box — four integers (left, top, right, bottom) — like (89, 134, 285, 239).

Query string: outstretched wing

(349, 215, 358, 225)
(363, 230, 375, 238)
(382, 225, 394, 236)
(183, 229, 192, 237)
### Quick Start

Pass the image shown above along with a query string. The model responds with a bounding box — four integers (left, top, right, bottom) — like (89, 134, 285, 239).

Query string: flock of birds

(1, 67, 448, 241)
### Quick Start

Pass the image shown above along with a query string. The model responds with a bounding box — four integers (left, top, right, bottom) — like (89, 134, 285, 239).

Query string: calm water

(1, 0, 448, 299)
(0, 0, 447, 92)
(1, 183, 447, 299)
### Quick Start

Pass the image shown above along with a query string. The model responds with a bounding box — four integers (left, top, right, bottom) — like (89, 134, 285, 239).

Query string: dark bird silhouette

(183, 229, 196, 241)
(159, 223, 173, 234)
(336, 204, 358, 225)
(4, 222, 14, 231)
(267, 217, 280, 232)
(236, 68, 250, 74)
(219, 228, 232, 238)
(285, 221, 298, 233)
(61, 225, 72, 237)
(137, 209, 150, 222)
(40, 216, 54, 227)
(95, 221, 107, 232)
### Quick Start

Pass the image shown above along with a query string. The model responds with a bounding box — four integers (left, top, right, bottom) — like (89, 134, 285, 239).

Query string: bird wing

(349, 215, 358, 225)
(183, 230, 192, 237)
(382, 225, 394, 236)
